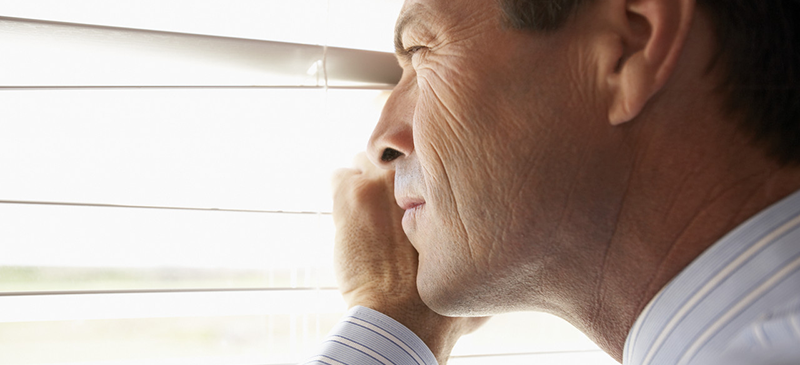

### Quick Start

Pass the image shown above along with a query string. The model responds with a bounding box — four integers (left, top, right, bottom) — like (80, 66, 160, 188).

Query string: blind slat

(0, 200, 332, 215)
(0, 0, 403, 53)
(0, 16, 401, 87)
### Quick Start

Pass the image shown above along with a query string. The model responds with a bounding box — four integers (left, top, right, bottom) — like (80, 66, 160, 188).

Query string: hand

(331, 153, 488, 364)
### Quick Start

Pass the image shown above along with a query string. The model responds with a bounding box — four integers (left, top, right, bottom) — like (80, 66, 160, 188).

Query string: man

(308, 0, 800, 364)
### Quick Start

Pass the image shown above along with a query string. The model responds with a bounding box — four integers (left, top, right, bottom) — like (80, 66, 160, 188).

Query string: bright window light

(0, 89, 385, 212)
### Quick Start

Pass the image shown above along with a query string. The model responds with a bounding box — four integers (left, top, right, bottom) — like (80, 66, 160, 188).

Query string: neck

(575, 122, 800, 361)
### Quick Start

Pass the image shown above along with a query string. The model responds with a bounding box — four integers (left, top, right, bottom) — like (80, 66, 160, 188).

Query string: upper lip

(393, 168, 424, 210)
(395, 195, 425, 210)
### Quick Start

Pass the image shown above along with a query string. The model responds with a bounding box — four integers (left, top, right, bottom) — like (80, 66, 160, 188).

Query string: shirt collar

(623, 189, 800, 365)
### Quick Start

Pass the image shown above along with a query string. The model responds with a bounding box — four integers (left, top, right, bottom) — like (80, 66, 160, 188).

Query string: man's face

(368, 0, 625, 315)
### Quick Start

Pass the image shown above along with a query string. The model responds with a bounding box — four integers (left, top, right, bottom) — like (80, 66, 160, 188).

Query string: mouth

(396, 197, 426, 211)
(396, 196, 425, 230)
(402, 202, 424, 228)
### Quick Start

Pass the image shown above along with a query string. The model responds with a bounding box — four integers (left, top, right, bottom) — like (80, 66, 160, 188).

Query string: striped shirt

(309, 190, 800, 365)
(624, 189, 800, 365)
(304, 306, 437, 365)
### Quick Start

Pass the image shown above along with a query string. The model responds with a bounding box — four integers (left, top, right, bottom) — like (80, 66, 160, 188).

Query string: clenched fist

(331, 153, 487, 364)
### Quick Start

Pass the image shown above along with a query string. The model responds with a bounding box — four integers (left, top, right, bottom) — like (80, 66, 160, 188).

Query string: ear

(606, 0, 695, 125)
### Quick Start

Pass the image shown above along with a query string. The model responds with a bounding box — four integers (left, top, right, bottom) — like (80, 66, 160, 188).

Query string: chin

(417, 273, 500, 317)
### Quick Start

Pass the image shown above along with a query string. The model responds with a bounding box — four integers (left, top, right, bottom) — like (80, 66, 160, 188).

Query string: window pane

(0, 89, 384, 213)
(0, 290, 347, 364)
(327, 0, 404, 52)
(0, 313, 345, 365)
(0, 204, 337, 292)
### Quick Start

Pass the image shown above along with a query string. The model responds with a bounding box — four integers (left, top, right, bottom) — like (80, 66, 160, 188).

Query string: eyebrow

(394, 4, 425, 56)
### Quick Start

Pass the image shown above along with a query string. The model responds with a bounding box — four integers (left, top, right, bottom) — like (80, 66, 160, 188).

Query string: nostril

(381, 148, 403, 162)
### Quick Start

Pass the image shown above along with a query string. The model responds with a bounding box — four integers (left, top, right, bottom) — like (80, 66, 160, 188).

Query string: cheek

(415, 61, 532, 191)
(412, 68, 522, 266)
(414, 69, 489, 206)
(413, 55, 511, 173)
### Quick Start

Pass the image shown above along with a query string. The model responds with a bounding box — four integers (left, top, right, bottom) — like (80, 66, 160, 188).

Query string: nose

(367, 72, 416, 169)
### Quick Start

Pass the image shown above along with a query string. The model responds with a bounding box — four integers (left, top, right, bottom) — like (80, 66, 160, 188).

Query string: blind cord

(322, 0, 330, 91)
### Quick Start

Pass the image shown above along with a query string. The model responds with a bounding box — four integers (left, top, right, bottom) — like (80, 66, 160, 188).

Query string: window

(0, 2, 616, 364)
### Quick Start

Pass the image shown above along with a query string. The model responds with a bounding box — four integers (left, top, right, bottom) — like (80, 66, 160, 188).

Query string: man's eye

(404, 45, 426, 55)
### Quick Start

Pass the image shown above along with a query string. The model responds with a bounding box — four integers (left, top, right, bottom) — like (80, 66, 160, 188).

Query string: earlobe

(608, 50, 658, 125)
(606, 0, 695, 125)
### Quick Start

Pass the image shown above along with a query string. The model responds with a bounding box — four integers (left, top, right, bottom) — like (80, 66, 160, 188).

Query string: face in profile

(369, 0, 624, 316)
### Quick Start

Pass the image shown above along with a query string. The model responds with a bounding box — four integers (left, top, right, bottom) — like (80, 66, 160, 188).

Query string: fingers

(331, 167, 356, 192)
(331, 152, 376, 191)
(352, 152, 373, 173)
(332, 152, 395, 201)
(331, 153, 399, 233)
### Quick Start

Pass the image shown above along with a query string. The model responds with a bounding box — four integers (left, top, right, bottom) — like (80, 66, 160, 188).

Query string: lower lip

(402, 203, 425, 229)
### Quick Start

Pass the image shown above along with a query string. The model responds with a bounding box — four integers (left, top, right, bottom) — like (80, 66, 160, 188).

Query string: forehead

(394, 0, 498, 47)
(395, 0, 442, 40)
(396, 0, 492, 24)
